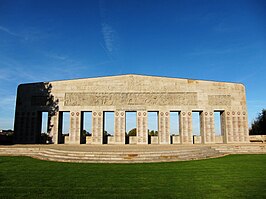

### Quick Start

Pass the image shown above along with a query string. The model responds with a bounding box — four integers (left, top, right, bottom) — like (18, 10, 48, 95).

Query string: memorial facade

(14, 74, 249, 144)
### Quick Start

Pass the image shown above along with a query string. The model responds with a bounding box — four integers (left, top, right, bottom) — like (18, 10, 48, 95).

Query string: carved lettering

(208, 95, 231, 106)
(64, 92, 198, 106)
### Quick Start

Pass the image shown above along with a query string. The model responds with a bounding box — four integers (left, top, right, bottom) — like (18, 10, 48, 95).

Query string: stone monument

(13, 74, 249, 144)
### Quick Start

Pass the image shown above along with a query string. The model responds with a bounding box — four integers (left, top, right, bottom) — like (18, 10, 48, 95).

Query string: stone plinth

(193, 136, 201, 144)
(108, 136, 115, 144)
(129, 136, 137, 144)
(64, 136, 70, 144)
(215, 136, 223, 143)
(151, 136, 159, 144)
(172, 135, 180, 144)
(86, 136, 92, 144)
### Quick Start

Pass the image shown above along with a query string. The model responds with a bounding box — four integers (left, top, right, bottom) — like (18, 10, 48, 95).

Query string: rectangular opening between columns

(58, 111, 70, 144)
(125, 111, 137, 144)
(36, 111, 49, 144)
(148, 111, 159, 144)
(81, 111, 92, 144)
(103, 111, 114, 144)
(170, 111, 180, 144)
(214, 110, 225, 143)
(192, 111, 203, 144)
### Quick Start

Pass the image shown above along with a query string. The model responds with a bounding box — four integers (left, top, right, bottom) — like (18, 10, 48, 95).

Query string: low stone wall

(86, 136, 92, 144)
(129, 136, 137, 144)
(215, 136, 223, 143)
(172, 135, 180, 144)
(249, 135, 266, 143)
(193, 136, 201, 144)
(64, 136, 69, 144)
(108, 136, 115, 144)
(151, 136, 158, 144)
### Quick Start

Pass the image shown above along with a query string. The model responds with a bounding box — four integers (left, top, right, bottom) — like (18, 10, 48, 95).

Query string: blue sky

(0, 0, 265, 132)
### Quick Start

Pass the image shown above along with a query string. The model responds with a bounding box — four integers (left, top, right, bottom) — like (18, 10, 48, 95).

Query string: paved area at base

(0, 144, 265, 163)
(1, 143, 265, 152)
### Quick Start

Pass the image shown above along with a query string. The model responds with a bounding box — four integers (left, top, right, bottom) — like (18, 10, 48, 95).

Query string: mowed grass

(0, 155, 265, 199)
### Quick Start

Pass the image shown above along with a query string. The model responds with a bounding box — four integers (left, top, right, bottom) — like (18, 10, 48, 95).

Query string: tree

(128, 128, 136, 136)
(148, 130, 158, 136)
(103, 130, 111, 136)
(249, 109, 266, 135)
(149, 130, 154, 136)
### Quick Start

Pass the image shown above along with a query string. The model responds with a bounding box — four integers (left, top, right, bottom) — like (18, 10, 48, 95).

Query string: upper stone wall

(17, 74, 247, 112)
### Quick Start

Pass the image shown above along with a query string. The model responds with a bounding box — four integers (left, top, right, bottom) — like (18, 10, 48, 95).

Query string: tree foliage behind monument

(249, 109, 266, 135)
(128, 128, 136, 136)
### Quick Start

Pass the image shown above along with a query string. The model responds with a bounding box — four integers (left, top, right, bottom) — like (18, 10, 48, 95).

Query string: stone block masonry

(13, 74, 249, 144)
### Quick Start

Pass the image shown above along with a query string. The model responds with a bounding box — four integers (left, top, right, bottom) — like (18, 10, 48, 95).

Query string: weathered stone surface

(13, 74, 249, 145)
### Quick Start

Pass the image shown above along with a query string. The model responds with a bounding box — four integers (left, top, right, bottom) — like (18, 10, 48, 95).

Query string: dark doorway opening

(81, 112, 92, 144)
(170, 111, 180, 144)
(103, 111, 114, 144)
(58, 111, 70, 144)
(126, 111, 137, 144)
(192, 111, 202, 144)
(214, 111, 225, 143)
(148, 111, 158, 144)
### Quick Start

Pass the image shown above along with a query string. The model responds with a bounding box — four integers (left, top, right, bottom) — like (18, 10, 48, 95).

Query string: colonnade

(48, 109, 249, 144)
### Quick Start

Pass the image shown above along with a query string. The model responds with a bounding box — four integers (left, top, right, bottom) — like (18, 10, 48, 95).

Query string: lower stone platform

(0, 144, 265, 163)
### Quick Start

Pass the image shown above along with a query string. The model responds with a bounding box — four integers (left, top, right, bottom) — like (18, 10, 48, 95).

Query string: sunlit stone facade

(14, 74, 249, 144)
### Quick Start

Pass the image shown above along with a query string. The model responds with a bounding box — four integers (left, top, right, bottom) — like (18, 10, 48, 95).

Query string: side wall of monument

(13, 75, 249, 144)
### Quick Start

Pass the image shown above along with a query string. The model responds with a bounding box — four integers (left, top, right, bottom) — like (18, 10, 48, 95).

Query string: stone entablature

(64, 92, 198, 106)
(13, 74, 249, 145)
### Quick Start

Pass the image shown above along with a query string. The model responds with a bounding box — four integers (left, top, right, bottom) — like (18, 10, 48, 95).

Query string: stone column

(137, 111, 148, 144)
(210, 112, 215, 143)
(91, 111, 103, 144)
(235, 110, 249, 143)
(69, 111, 81, 144)
(242, 111, 249, 142)
(226, 111, 233, 143)
(114, 111, 125, 144)
(232, 111, 239, 142)
(187, 112, 193, 143)
(200, 112, 205, 144)
(220, 111, 227, 143)
(202, 111, 215, 144)
(237, 111, 244, 142)
(204, 112, 210, 143)
(180, 111, 192, 144)
(158, 111, 170, 144)
(49, 112, 59, 144)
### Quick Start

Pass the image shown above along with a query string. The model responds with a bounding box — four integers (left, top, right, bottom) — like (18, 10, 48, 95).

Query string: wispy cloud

(0, 26, 19, 37)
(234, 71, 258, 83)
(186, 43, 255, 57)
(0, 95, 16, 129)
(247, 100, 266, 108)
(187, 48, 235, 56)
(99, 0, 118, 59)
(0, 61, 38, 82)
(0, 95, 16, 108)
(0, 25, 51, 43)
(45, 52, 67, 61)
(101, 23, 115, 54)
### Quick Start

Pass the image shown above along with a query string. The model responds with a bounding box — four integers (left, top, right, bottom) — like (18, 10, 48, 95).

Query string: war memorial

(13, 74, 249, 145)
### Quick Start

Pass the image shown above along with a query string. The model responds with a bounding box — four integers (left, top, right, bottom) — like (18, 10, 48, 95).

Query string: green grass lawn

(0, 155, 265, 199)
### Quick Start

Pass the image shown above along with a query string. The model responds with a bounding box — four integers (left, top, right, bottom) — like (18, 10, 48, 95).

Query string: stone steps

(0, 146, 224, 163)
(1, 144, 264, 163)
(211, 145, 266, 154)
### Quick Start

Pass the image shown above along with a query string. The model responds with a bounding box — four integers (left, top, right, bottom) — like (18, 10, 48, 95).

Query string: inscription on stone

(64, 92, 197, 106)
(208, 95, 231, 106)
